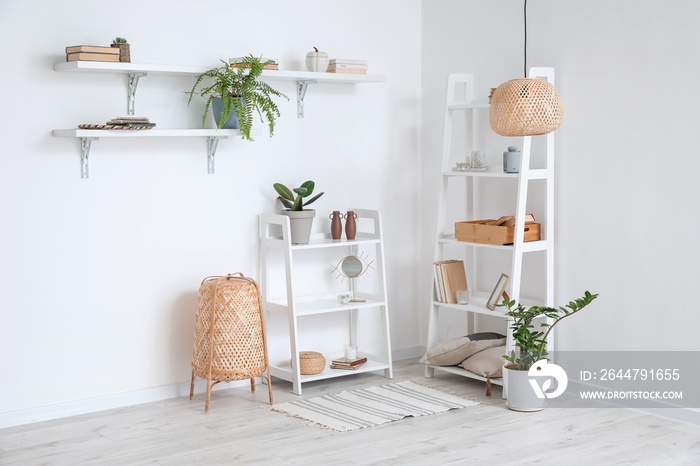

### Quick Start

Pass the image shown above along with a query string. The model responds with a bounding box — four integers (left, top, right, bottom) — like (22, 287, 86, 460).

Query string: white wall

(422, 0, 700, 351)
(0, 0, 422, 422)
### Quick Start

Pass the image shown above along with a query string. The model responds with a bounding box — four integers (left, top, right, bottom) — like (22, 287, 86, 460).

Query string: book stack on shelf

(330, 356, 367, 370)
(327, 59, 368, 74)
(66, 45, 120, 63)
(78, 116, 156, 130)
(229, 57, 279, 70)
(433, 260, 468, 304)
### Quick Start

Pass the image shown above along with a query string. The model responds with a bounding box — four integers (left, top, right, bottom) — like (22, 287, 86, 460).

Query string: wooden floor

(2, 359, 700, 465)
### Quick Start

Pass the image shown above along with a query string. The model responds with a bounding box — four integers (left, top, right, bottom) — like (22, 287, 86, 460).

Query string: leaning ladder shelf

(259, 209, 393, 395)
(425, 69, 556, 390)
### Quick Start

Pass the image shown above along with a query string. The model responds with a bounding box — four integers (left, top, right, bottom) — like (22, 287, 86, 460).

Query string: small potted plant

(111, 37, 130, 62)
(187, 55, 288, 141)
(273, 181, 324, 244)
(500, 290, 598, 411)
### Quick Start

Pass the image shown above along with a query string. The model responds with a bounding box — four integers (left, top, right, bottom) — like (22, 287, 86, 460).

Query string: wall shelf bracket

(80, 137, 98, 179)
(207, 136, 223, 174)
(127, 72, 148, 115)
(296, 79, 317, 118)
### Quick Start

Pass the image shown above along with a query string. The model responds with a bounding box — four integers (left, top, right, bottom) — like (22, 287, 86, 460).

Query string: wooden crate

(455, 219, 541, 245)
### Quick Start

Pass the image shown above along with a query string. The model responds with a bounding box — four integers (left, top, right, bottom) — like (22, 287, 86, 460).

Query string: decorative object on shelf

(470, 150, 486, 171)
(190, 273, 273, 412)
(306, 47, 329, 72)
(329, 210, 343, 240)
(489, 0, 563, 136)
(332, 252, 373, 303)
(274, 180, 324, 244)
(337, 293, 351, 305)
(66, 45, 120, 62)
(453, 162, 470, 172)
(456, 289, 471, 305)
(500, 291, 598, 411)
(455, 214, 540, 245)
(187, 55, 289, 140)
(296, 351, 326, 375)
(343, 344, 358, 360)
(486, 273, 511, 311)
(327, 58, 368, 75)
(503, 146, 521, 173)
(330, 355, 366, 370)
(111, 37, 130, 63)
(344, 211, 357, 240)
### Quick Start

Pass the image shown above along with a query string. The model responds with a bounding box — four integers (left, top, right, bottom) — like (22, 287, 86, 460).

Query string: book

(327, 63, 368, 70)
(441, 260, 468, 304)
(331, 357, 367, 366)
(232, 63, 279, 70)
(65, 45, 120, 55)
(329, 58, 368, 65)
(67, 52, 120, 62)
(330, 362, 366, 370)
(326, 68, 367, 74)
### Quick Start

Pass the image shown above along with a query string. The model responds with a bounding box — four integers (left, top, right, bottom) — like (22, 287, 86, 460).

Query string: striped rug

(271, 380, 479, 432)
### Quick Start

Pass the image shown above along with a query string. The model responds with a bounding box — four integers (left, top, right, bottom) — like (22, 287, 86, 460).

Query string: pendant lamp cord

(524, 0, 528, 78)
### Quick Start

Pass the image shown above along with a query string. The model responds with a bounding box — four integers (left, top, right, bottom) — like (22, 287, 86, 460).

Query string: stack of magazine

(330, 356, 367, 370)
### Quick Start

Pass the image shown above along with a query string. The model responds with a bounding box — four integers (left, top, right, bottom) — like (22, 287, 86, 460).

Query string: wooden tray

(455, 218, 540, 245)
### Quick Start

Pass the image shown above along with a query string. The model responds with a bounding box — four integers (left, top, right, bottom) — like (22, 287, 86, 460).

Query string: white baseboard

(1, 349, 426, 429)
(0, 378, 249, 429)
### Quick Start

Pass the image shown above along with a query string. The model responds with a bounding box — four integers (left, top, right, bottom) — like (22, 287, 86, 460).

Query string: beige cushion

(458, 345, 506, 377)
(419, 337, 506, 366)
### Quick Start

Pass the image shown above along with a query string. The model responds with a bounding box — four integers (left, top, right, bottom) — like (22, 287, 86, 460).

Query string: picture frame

(486, 273, 511, 310)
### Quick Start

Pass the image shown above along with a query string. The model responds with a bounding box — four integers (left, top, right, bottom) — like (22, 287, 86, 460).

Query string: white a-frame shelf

(259, 209, 393, 395)
(425, 69, 556, 390)
(53, 61, 385, 178)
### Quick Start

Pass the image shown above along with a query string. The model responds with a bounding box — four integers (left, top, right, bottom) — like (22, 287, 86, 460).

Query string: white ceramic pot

(503, 365, 547, 412)
(280, 209, 316, 244)
(306, 52, 329, 72)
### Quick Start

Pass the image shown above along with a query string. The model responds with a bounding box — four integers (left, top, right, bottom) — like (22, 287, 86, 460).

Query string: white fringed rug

(271, 380, 479, 432)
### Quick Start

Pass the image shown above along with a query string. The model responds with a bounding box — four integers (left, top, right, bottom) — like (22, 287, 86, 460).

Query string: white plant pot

(503, 365, 547, 412)
(306, 52, 329, 72)
(281, 209, 316, 244)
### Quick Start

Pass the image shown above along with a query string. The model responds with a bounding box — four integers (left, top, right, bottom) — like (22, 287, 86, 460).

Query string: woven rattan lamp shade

(489, 78, 563, 137)
(190, 273, 272, 411)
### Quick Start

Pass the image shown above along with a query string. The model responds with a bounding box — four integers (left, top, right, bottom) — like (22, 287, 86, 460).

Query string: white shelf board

(266, 295, 385, 317)
(438, 235, 550, 252)
(433, 292, 509, 318)
(52, 128, 242, 138)
(443, 166, 519, 178)
(54, 61, 385, 83)
(270, 354, 390, 384)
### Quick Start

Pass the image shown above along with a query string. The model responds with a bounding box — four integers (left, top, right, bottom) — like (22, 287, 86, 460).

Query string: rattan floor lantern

(489, 0, 563, 137)
(190, 273, 272, 412)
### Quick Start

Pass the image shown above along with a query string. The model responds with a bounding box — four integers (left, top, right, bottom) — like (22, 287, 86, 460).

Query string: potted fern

(274, 181, 324, 244)
(499, 290, 598, 411)
(186, 55, 288, 141)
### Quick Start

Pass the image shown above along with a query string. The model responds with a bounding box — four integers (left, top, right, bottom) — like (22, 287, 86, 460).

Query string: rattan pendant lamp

(489, 0, 563, 137)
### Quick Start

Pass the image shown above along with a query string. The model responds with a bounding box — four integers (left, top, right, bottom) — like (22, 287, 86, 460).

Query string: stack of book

(66, 45, 120, 63)
(106, 117, 155, 129)
(433, 260, 468, 304)
(229, 57, 279, 70)
(330, 356, 367, 370)
(327, 59, 368, 74)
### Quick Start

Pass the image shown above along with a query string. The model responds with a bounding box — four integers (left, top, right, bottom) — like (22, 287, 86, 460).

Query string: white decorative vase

(305, 52, 329, 72)
(281, 209, 315, 244)
(503, 365, 547, 412)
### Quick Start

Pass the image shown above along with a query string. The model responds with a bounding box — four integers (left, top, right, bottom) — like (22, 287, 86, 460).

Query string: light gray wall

(421, 0, 700, 350)
(0, 0, 422, 422)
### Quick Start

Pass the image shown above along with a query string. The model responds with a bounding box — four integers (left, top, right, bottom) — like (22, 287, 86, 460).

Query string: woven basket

(190, 273, 272, 411)
(111, 43, 131, 63)
(296, 351, 326, 375)
(489, 78, 563, 136)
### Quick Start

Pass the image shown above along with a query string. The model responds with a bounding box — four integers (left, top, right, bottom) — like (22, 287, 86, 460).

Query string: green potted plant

(111, 37, 130, 62)
(499, 290, 598, 411)
(273, 181, 324, 244)
(186, 55, 288, 141)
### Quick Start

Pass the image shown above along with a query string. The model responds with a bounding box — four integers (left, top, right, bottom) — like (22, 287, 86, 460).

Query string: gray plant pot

(503, 365, 547, 412)
(211, 96, 241, 129)
(280, 209, 316, 244)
